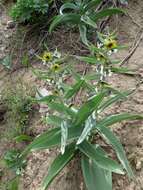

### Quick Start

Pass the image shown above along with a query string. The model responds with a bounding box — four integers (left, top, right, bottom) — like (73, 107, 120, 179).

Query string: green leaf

(49, 14, 81, 33)
(97, 113, 143, 127)
(89, 44, 104, 53)
(84, 72, 100, 81)
(21, 54, 29, 66)
(48, 102, 76, 118)
(7, 177, 19, 190)
(94, 113, 143, 178)
(65, 79, 85, 99)
(111, 67, 137, 75)
(61, 121, 68, 154)
(14, 135, 33, 142)
(103, 84, 132, 98)
(95, 124, 133, 178)
(45, 115, 63, 127)
(77, 114, 96, 145)
(84, 0, 103, 12)
(36, 95, 56, 103)
(81, 156, 112, 190)
(99, 91, 132, 112)
(42, 143, 75, 190)
(73, 91, 106, 127)
(79, 24, 89, 46)
(60, 3, 78, 15)
(81, 15, 97, 28)
(21, 128, 61, 156)
(78, 141, 124, 174)
(0, 55, 12, 69)
(67, 67, 81, 81)
(21, 126, 83, 157)
(76, 55, 98, 64)
(92, 8, 124, 22)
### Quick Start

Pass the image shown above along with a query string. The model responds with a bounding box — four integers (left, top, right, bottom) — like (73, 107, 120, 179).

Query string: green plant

(0, 83, 34, 189)
(10, 0, 50, 22)
(20, 33, 142, 190)
(4, 149, 26, 175)
(0, 55, 12, 69)
(0, 149, 25, 190)
(0, 82, 34, 139)
(49, 0, 124, 45)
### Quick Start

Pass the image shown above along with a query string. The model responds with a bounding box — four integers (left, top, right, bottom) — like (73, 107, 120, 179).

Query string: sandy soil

(0, 0, 143, 190)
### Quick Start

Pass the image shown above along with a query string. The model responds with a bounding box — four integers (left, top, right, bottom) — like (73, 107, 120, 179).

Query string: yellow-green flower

(51, 63, 61, 72)
(52, 89, 60, 96)
(104, 38, 117, 49)
(42, 51, 52, 62)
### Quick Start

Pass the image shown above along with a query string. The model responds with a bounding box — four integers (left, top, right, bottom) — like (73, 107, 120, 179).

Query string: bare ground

(0, 0, 143, 189)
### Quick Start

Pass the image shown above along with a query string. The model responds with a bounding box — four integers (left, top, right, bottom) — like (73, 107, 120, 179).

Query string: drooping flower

(42, 51, 52, 62)
(104, 38, 117, 50)
(51, 63, 61, 72)
(52, 89, 60, 96)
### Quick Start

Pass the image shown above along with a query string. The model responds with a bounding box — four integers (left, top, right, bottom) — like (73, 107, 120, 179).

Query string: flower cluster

(94, 34, 119, 84)
(36, 49, 66, 101)
(38, 49, 62, 73)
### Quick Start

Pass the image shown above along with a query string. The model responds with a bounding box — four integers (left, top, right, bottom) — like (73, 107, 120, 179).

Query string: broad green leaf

(49, 14, 81, 33)
(42, 143, 75, 190)
(65, 79, 85, 99)
(73, 91, 106, 127)
(77, 114, 96, 145)
(92, 8, 124, 22)
(60, 3, 78, 15)
(95, 124, 134, 178)
(79, 24, 89, 46)
(21, 128, 61, 156)
(94, 113, 143, 178)
(61, 121, 68, 154)
(21, 126, 83, 156)
(78, 141, 124, 174)
(111, 67, 137, 75)
(81, 156, 112, 190)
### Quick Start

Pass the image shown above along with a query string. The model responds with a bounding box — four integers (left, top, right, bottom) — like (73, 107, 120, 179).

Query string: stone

(6, 20, 16, 29)
(136, 160, 142, 170)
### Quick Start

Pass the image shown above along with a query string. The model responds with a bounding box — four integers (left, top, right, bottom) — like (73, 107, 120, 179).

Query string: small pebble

(136, 160, 142, 170)
(6, 20, 16, 29)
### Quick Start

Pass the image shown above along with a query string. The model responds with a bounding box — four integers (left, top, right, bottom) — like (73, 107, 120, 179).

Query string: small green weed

(10, 0, 50, 22)
(0, 82, 34, 139)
